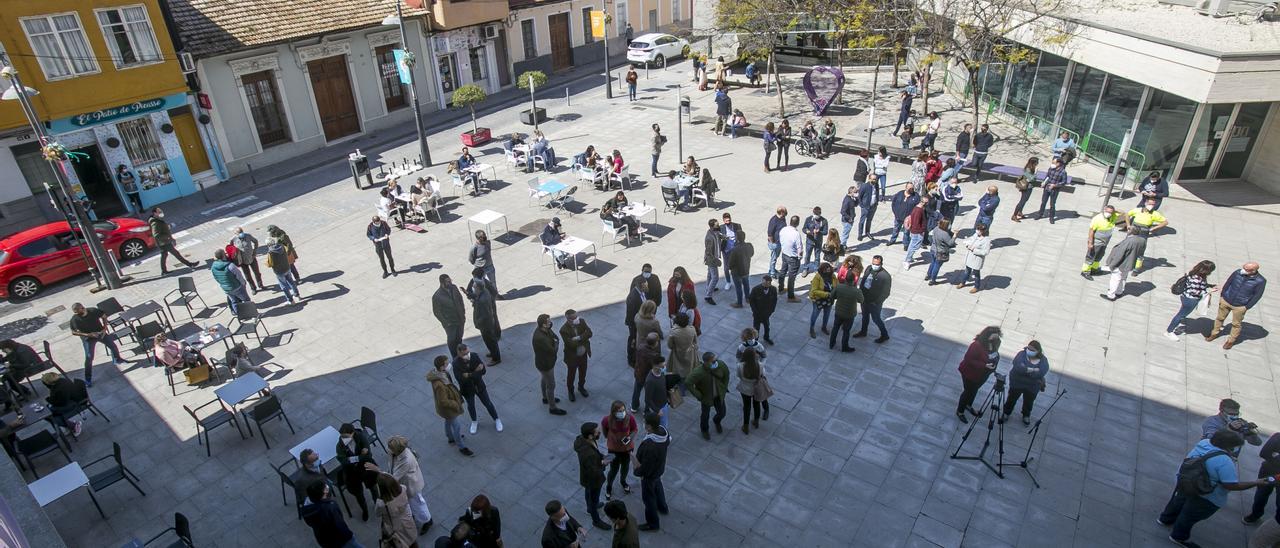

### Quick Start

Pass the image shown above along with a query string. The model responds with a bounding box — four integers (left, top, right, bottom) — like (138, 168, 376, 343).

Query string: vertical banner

(590, 10, 606, 38)
(393, 49, 412, 85)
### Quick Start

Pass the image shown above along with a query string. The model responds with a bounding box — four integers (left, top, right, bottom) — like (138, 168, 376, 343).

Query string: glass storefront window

(1179, 103, 1235, 180)
(1059, 63, 1105, 136)
(1026, 52, 1068, 124)
(1004, 60, 1036, 118)
(1130, 90, 1196, 176)
(981, 62, 1006, 103)
(1217, 102, 1271, 179)
(1081, 75, 1144, 167)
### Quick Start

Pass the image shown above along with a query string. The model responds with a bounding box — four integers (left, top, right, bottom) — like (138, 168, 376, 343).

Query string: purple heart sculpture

(802, 66, 846, 117)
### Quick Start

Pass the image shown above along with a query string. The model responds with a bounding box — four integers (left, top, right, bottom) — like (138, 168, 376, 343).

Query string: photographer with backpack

(1158, 430, 1276, 547)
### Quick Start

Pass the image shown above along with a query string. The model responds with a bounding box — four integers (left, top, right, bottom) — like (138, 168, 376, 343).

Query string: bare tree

(715, 0, 801, 116)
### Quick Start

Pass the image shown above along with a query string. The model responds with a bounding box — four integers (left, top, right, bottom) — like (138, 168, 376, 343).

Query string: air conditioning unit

(179, 51, 196, 74)
(482, 25, 499, 40)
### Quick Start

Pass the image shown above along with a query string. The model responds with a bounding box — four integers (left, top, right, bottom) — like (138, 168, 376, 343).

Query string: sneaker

(1163, 332, 1180, 342)
(1243, 515, 1262, 525)
(550, 408, 568, 416)
(1168, 535, 1200, 548)
(113, 358, 129, 366)
(460, 447, 475, 457)
(724, 282, 732, 290)
(1021, 415, 1031, 426)
(902, 262, 911, 271)
(469, 421, 478, 435)
(72, 420, 83, 438)
(1155, 518, 1172, 528)
(495, 419, 504, 432)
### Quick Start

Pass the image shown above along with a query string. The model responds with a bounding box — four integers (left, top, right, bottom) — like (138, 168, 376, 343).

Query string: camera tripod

(1013, 388, 1066, 488)
(950, 375, 1007, 478)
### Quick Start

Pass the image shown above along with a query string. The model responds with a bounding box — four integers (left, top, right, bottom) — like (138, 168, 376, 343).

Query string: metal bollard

(247, 163, 257, 185)
(566, 87, 571, 106)
(197, 180, 209, 203)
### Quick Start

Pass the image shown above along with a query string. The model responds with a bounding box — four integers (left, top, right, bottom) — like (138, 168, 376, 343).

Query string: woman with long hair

(776, 119, 793, 171)
(1165, 260, 1218, 341)
(808, 262, 835, 338)
(458, 495, 502, 548)
(821, 228, 842, 265)
(837, 254, 863, 284)
(375, 473, 418, 548)
(666, 267, 694, 317)
(910, 151, 929, 195)
(1011, 157, 1040, 221)
(956, 326, 1002, 423)
(736, 350, 770, 434)
(1002, 340, 1049, 425)
(677, 290, 703, 336)
(601, 400, 638, 498)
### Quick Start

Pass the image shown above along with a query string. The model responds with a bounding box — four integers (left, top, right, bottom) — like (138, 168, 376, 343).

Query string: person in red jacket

(956, 326, 1002, 423)
(666, 267, 695, 318)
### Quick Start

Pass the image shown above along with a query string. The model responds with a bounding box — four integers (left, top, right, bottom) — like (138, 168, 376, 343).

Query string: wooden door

(548, 13, 573, 72)
(170, 111, 212, 174)
(307, 56, 361, 141)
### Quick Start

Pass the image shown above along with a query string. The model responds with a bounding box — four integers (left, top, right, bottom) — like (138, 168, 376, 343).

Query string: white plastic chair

(609, 165, 631, 190)
(532, 154, 547, 171)
(691, 187, 710, 208)
(575, 164, 595, 184)
(527, 178, 550, 206)
(602, 219, 624, 247)
(506, 150, 527, 171)
(450, 173, 469, 197)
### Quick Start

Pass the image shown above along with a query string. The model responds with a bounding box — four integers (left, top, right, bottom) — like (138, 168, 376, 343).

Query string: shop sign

(70, 98, 166, 127)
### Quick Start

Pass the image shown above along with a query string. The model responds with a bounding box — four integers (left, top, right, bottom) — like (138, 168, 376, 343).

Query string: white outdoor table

(621, 202, 658, 225)
(552, 236, 597, 282)
(467, 210, 509, 243)
(289, 425, 340, 466)
(28, 462, 105, 518)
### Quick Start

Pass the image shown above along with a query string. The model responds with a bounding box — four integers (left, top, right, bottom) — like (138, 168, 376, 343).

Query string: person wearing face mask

(465, 268, 502, 365)
(541, 499, 586, 548)
(149, 207, 198, 274)
(1206, 262, 1266, 350)
(666, 312, 699, 394)
(603, 500, 640, 548)
(365, 436, 434, 536)
(300, 480, 361, 548)
(1137, 171, 1169, 211)
(293, 448, 329, 510)
(748, 278, 778, 345)
(954, 224, 991, 294)
(643, 355, 673, 431)
(1202, 398, 1263, 450)
(1125, 199, 1168, 272)
(735, 327, 767, 365)
(335, 422, 379, 522)
(703, 218, 724, 305)
(1033, 157, 1069, 224)
(573, 423, 613, 530)
(469, 231, 500, 297)
(853, 256, 892, 343)
(229, 227, 265, 293)
(1001, 340, 1048, 425)
(687, 351, 729, 440)
(634, 413, 670, 532)
(452, 344, 503, 435)
(458, 495, 501, 547)
(427, 355, 473, 456)
(830, 272, 864, 353)
(632, 331, 661, 414)
(432, 275, 467, 361)
(1081, 205, 1123, 280)
(974, 186, 1000, 230)
(629, 264, 663, 305)
(560, 309, 594, 401)
(956, 326, 1002, 423)
(888, 184, 920, 249)
(601, 401, 638, 499)
(368, 215, 396, 277)
(665, 267, 694, 317)
(1101, 225, 1146, 301)
(736, 350, 769, 433)
(533, 314, 567, 415)
(624, 279, 649, 368)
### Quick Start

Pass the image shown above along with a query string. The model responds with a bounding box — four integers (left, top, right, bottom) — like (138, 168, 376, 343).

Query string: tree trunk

(920, 63, 931, 116)
(892, 47, 901, 87)
(471, 106, 478, 133)
(771, 48, 785, 117)
(969, 67, 981, 133)
(836, 38, 845, 105)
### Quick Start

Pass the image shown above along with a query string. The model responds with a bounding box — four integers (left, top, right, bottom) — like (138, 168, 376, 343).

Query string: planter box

(461, 128, 491, 146)
(520, 107, 548, 125)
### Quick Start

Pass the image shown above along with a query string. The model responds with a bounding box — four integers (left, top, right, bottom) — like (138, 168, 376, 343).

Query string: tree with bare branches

(714, 0, 800, 116)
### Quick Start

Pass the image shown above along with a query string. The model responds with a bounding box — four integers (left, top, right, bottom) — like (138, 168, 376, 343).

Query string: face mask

(558, 515, 571, 527)
(1025, 349, 1038, 357)
(710, 361, 719, 369)
(471, 510, 482, 520)
(156, 212, 165, 219)
(871, 265, 881, 271)
(1227, 414, 1240, 421)
(642, 272, 651, 279)
(461, 353, 470, 361)
(305, 462, 319, 472)
(341, 436, 353, 443)
(614, 411, 626, 420)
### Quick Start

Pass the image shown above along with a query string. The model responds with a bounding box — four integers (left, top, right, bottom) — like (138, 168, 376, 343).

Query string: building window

(438, 54, 457, 93)
(116, 118, 165, 164)
(241, 70, 290, 147)
(672, 0, 681, 21)
(20, 13, 99, 80)
(375, 44, 408, 111)
(469, 47, 487, 82)
(616, 2, 629, 38)
(95, 6, 162, 68)
(582, 7, 594, 44)
(521, 20, 537, 60)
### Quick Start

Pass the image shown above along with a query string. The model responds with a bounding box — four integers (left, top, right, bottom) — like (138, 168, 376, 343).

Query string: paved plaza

(5, 62, 1279, 548)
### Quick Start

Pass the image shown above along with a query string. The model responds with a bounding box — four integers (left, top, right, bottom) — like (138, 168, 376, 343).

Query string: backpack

(1176, 449, 1227, 497)
(1171, 274, 1188, 295)
(223, 243, 238, 262)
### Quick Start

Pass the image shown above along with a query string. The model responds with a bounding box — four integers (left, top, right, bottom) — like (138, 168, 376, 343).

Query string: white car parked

(626, 33, 688, 68)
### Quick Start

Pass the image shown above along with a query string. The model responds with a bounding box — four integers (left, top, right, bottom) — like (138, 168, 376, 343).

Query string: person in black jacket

(453, 344, 502, 435)
(367, 215, 396, 277)
(839, 186, 857, 250)
(458, 495, 502, 548)
(634, 413, 669, 531)
(0, 339, 39, 398)
(574, 423, 612, 530)
(624, 277, 649, 367)
(335, 422, 379, 521)
(858, 177, 879, 241)
(541, 500, 585, 548)
(629, 264, 663, 305)
(41, 372, 83, 437)
(971, 124, 994, 182)
(1245, 433, 1280, 524)
(465, 268, 502, 364)
(955, 123, 972, 167)
(748, 276, 778, 345)
(853, 256, 892, 343)
(887, 185, 920, 250)
(301, 481, 357, 548)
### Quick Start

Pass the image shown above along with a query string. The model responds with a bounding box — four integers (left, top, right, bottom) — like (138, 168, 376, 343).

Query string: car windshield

(629, 41, 651, 49)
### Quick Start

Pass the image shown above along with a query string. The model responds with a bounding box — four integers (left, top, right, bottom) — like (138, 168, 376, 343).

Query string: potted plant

(516, 70, 549, 128)
(452, 84, 491, 146)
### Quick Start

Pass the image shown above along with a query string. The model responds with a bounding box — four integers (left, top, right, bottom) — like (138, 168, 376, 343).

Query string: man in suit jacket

(533, 314, 566, 415)
(629, 264, 663, 305)
(432, 275, 467, 358)
(560, 309, 594, 400)
(857, 177, 879, 241)
(853, 255, 892, 343)
(335, 422, 378, 521)
(465, 267, 502, 364)
(624, 277, 649, 367)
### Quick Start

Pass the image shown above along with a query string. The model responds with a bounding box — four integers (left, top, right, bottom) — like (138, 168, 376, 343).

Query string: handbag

(183, 363, 211, 385)
(753, 375, 774, 400)
(1014, 176, 1029, 191)
(667, 388, 684, 409)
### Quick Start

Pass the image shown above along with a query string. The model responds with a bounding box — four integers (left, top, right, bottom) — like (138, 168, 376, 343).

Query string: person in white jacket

(955, 224, 991, 293)
(367, 435, 434, 536)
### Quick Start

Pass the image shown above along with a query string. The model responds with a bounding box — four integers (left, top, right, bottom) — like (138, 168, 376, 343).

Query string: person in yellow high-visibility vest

(1126, 198, 1168, 271)
(1082, 205, 1125, 280)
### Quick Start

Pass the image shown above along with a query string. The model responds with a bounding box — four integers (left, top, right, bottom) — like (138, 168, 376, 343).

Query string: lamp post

(1, 57, 125, 291)
(602, 11, 613, 99)
(384, 1, 432, 167)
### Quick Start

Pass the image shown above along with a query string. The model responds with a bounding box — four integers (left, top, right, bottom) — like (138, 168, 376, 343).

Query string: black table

(118, 300, 172, 332)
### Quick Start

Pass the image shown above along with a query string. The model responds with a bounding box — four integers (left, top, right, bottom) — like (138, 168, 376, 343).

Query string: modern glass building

(937, 3, 1280, 194)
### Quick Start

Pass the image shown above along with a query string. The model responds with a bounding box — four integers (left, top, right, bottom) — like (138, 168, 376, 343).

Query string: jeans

(640, 476, 667, 527)
(1167, 295, 1200, 333)
(225, 286, 248, 316)
(809, 303, 831, 332)
(841, 222, 854, 247)
(859, 209, 875, 238)
(374, 241, 395, 273)
(1249, 473, 1277, 520)
(763, 147, 772, 168)
(905, 233, 924, 263)
(1036, 189, 1060, 220)
(974, 215, 993, 231)
(888, 219, 906, 245)
(1013, 188, 1034, 216)
(829, 315, 855, 350)
(463, 384, 499, 421)
(699, 396, 726, 432)
(730, 124, 744, 138)
(920, 132, 937, 150)
(803, 241, 820, 274)
(481, 264, 498, 293)
(940, 201, 958, 221)
(81, 334, 122, 383)
(1160, 491, 1220, 542)
(606, 451, 631, 492)
(722, 251, 734, 285)
(1003, 388, 1038, 417)
(585, 485, 603, 524)
(877, 173, 887, 197)
(741, 393, 768, 424)
(651, 154, 659, 176)
(705, 265, 719, 298)
(631, 377, 645, 411)
(753, 316, 772, 341)
(275, 271, 301, 303)
(628, 84, 637, 100)
(733, 275, 749, 306)
(776, 144, 790, 168)
(971, 152, 988, 180)
(858, 302, 887, 338)
(956, 375, 987, 414)
(779, 256, 800, 297)
(444, 416, 466, 448)
(767, 242, 781, 276)
(926, 257, 945, 282)
(540, 368, 558, 408)
(959, 267, 982, 289)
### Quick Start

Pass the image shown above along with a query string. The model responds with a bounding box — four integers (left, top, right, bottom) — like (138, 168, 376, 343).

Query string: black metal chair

(143, 512, 193, 547)
(350, 406, 387, 454)
(134, 320, 166, 358)
(16, 429, 70, 478)
(85, 441, 145, 497)
(243, 394, 294, 449)
(165, 277, 208, 321)
(66, 379, 109, 423)
(182, 399, 245, 457)
(96, 297, 136, 344)
(15, 341, 65, 395)
(273, 458, 303, 518)
(230, 301, 269, 342)
(660, 185, 681, 213)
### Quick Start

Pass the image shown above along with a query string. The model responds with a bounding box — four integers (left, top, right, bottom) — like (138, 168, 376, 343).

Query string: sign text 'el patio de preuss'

(71, 98, 166, 127)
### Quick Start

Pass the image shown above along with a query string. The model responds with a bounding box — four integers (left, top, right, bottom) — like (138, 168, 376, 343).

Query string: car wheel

(120, 238, 147, 260)
(655, 54, 666, 68)
(8, 277, 41, 300)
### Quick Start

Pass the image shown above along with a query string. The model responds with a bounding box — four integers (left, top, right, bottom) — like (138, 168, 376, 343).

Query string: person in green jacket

(686, 351, 729, 440)
(829, 274, 864, 352)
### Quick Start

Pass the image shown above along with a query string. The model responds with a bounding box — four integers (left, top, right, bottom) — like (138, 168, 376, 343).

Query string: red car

(0, 218, 154, 299)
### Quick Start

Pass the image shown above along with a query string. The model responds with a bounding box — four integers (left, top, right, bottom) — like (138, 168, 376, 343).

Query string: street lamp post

(1, 57, 125, 291)
(603, 11, 613, 99)
(386, 1, 432, 166)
